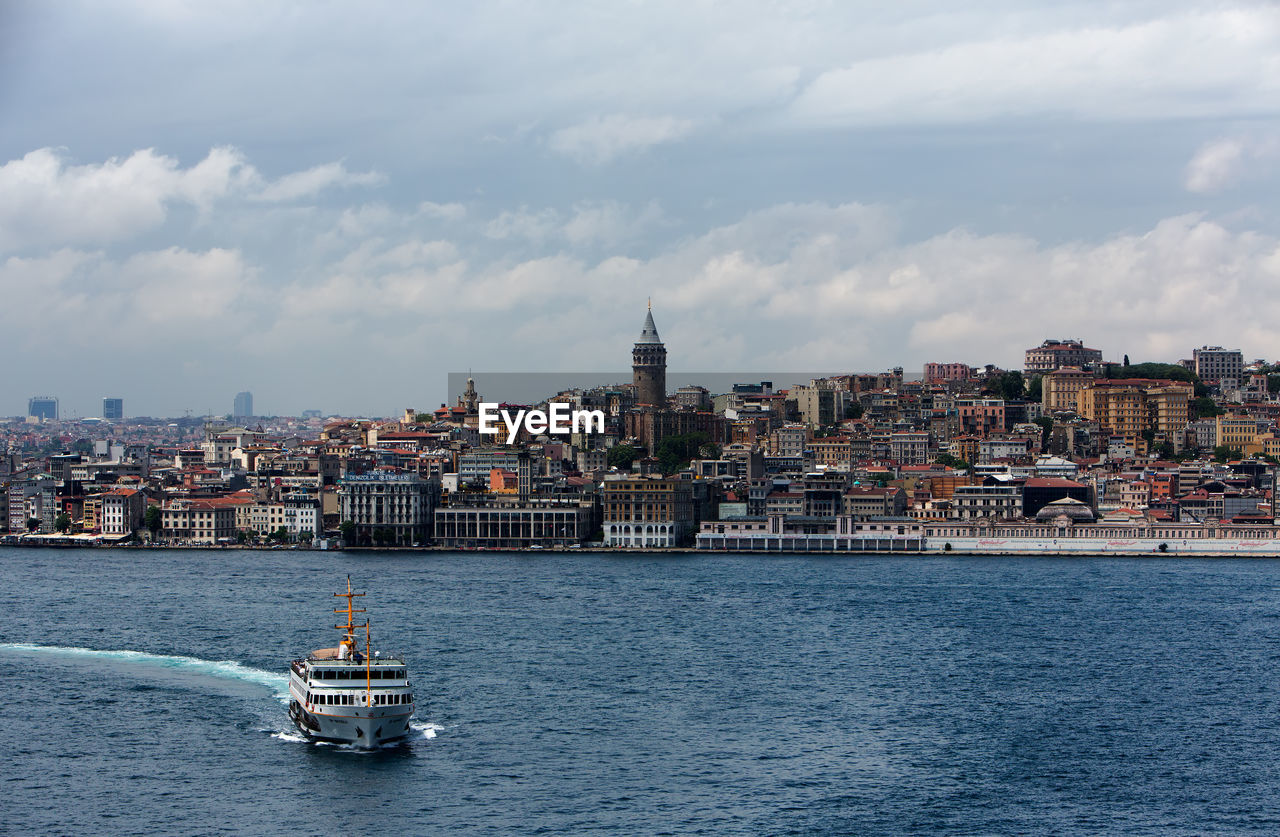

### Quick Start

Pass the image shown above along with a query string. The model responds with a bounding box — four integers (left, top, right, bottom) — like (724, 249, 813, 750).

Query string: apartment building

(601, 476, 697, 547)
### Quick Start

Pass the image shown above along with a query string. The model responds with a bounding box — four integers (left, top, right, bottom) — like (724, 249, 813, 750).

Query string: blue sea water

(4, 548, 1280, 835)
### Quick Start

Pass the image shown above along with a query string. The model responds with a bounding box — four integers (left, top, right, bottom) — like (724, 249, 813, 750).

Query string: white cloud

(0, 147, 251, 252)
(243, 202, 1280, 384)
(790, 8, 1280, 127)
(548, 114, 696, 164)
(417, 201, 467, 221)
(0, 147, 382, 254)
(1185, 135, 1280, 193)
(0, 245, 251, 335)
(253, 161, 384, 202)
(485, 206, 562, 241)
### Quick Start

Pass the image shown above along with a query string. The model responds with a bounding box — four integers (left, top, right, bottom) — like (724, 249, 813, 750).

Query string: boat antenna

(333, 575, 366, 659)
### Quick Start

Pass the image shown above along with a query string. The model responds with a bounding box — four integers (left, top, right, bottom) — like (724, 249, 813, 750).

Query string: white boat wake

(1, 642, 444, 747)
(0, 642, 289, 701)
(411, 721, 443, 740)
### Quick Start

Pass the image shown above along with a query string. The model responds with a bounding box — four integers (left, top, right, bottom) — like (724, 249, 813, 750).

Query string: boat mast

(333, 576, 367, 660)
(365, 622, 373, 700)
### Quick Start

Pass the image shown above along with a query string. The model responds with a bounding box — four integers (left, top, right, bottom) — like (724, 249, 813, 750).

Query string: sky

(4, 0, 1280, 418)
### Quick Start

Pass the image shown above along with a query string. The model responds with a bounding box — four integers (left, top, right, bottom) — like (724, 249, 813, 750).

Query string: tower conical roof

(637, 306, 662, 344)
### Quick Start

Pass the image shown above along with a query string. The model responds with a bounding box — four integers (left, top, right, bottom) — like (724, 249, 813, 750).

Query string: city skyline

(5, 3, 1280, 417)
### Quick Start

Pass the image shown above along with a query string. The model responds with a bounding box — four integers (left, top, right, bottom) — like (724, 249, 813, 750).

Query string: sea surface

(4, 548, 1280, 835)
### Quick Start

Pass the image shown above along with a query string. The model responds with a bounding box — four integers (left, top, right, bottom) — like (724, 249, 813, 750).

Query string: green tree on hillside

(607, 443, 638, 471)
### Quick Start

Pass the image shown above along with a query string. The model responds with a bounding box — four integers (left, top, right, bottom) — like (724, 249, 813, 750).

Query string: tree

(270, 526, 290, 543)
(340, 520, 356, 544)
(1154, 441, 1176, 459)
(1192, 397, 1225, 419)
(145, 505, 163, 535)
(26, 517, 40, 532)
(656, 432, 710, 474)
(414, 412, 433, 423)
(985, 370, 1025, 401)
(607, 443, 637, 471)
(844, 401, 864, 420)
(1027, 375, 1043, 402)
(934, 452, 971, 470)
(1115, 362, 1198, 385)
(1123, 354, 1131, 367)
(54, 513, 71, 534)
(1213, 445, 1243, 463)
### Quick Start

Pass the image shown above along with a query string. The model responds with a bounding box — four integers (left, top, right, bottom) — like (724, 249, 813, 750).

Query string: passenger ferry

(288, 578, 415, 747)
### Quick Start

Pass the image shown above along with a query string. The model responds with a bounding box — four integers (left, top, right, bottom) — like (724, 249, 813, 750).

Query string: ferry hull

(290, 699, 413, 747)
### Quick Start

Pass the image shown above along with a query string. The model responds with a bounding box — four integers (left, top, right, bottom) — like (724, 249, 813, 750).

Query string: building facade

(601, 476, 696, 547)
(338, 471, 439, 546)
(1192, 346, 1243, 387)
(1024, 340, 1103, 374)
(1041, 367, 1094, 413)
(233, 391, 254, 420)
(1077, 379, 1192, 443)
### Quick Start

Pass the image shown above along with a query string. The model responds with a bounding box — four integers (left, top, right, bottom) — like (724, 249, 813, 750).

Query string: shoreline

(2, 541, 1278, 558)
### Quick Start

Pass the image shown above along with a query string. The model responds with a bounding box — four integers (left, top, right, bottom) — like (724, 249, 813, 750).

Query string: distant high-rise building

(103, 397, 124, 420)
(632, 302, 667, 406)
(1192, 346, 1243, 387)
(233, 391, 254, 420)
(28, 396, 58, 421)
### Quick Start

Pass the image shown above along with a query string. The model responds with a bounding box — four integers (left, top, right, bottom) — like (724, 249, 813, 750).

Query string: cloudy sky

(4, 1, 1280, 418)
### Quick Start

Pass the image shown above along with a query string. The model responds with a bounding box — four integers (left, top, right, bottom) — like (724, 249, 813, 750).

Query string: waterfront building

(99, 487, 145, 536)
(950, 483, 1023, 520)
(161, 498, 237, 544)
(433, 499, 596, 548)
(249, 495, 321, 538)
(1024, 339, 1103, 374)
(601, 476, 696, 547)
(338, 471, 440, 546)
(696, 514, 926, 553)
(842, 486, 908, 518)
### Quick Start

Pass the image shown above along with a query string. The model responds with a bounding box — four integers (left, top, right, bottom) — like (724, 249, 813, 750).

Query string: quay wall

(926, 537, 1280, 556)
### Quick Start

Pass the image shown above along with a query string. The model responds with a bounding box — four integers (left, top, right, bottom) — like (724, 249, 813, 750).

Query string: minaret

(632, 300, 667, 406)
